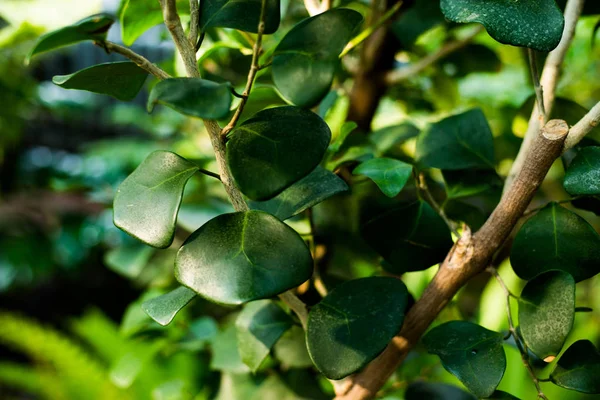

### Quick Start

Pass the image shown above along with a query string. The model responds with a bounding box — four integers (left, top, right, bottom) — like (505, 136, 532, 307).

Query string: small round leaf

(175, 211, 313, 305)
(141, 286, 197, 326)
(550, 340, 600, 394)
(563, 147, 600, 196)
(306, 277, 409, 379)
(199, 0, 280, 34)
(353, 157, 413, 198)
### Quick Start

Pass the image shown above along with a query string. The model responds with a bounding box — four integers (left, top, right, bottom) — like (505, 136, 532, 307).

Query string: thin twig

(528, 49, 546, 123)
(339, 1, 403, 58)
(384, 26, 483, 84)
(417, 173, 460, 237)
(188, 0, 199, 45)
(487, 267, 548, 400)
(307, 208, 328, 297)
(278, 291, 309, 329)
(160, 0, 199, 78)
(564, 101, 600, 149)
(220, 0, 268, 137)
(97, 41, 171, 80)
(198, 168, 221, 181)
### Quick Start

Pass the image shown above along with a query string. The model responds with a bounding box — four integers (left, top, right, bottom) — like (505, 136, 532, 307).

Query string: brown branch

(97, 41, 171, 80)
(384, 26, 484, 85)
(336, 120, 569, 400)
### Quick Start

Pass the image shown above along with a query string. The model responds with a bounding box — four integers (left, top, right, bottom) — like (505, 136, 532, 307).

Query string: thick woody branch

(336, 120, 569, 400)
(98, 41, 171, 80)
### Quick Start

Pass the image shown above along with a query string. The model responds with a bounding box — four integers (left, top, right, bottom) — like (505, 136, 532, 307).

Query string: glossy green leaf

(306, 277, 409, 379)
(52, 62, 148, 101)
(518, 271, 575, 359)
(273, 326, 313, 368)
(416, 108, 495, 170)
(236, 300, 293, 372)
(104, 243, 154, 278)
(423, 321, 506, 398)
(248, 166, 348, 220)
(227, 106, 331, 200)
(440, 0, 564, 52)
(362, 201, 453, 274)
(199, 0, 280, 34)
(141, 286, 197, 326)
(405, 382, 476, 400)
(272, 9, 363, 107)
(353, 158, 412, 198)
(119, 0, 187, 46)
(114, 151, 199, 248)
(175, 211, 313, 305)
(147, 78, 232, 119)
(510, 203, 600, 282)
(563, 147, 600, 195)
(550, 340, 600, 394)
(27, 14, 114, 62)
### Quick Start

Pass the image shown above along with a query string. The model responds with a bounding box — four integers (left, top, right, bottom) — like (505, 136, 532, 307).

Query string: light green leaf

(440, 0, 564, 51)
(362, 201, 453, 274)
(211, 323, 251, 373)
(272, 9, 363, 107)
(175, 211, 313, 305)
(306, 277, 409, 379)
(104, 243, 154, 278)
(423, 321, 506, 398)
(563, 147, 600, 195)
(550, 340, 600, 394)
(369, 122, 420, 156)
(510, 203, 600, 282)
(147, 78, 232, 119)
(518, 271, 575, 359)
(119, 0, 188, 46)
(52, 62, 148, 101)
(353, 157, 412, 198)
(236, 300, 293, 372)
(27, 14, 114, 62)
(248, 166, 348, 220)
(114, 151, 199, 248)
(141, 286, 197, 326)
(273, 326, 313, 368)
(227, 106, 331, 200)
(199, 0, 280, 34)
(416, 108, 495, 170)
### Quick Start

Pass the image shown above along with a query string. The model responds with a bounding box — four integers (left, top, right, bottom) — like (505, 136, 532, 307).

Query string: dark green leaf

(444, 169, 503, 200)
(405, 381, 476, 400)
(52, 62, 148, 101)
(175, 211, 313, 305)
(518, 271, 575, 359)
(416, 108, 495, 170)
(119, 0, 187, 46)
(353, 158, 412, 198)
(147, 78, 232, 119)
(392, 0, 445, 47)
(442, 44, 502, 77)
(236, 300, 293, 372)
(227, 106, 331, 200)
(423, 321, 506, 398)
(272, 9, 363, 107)
(306, 277, 409, 379)
(104, 243, 154, 278)
(114, 151, 199, 248)
(27, 14, 114, 62)
(510, 203, 600, 282)
(571, 195, 600, 216)
(141, 286, 197, 326)
(248, 166, 348, 220)
(575, 307, 593, 313)
(563, 147, 600, 195)
(362, 201, 453, 274)
(199, 0, 280, 34)
(440, 0, 564, 52)
(273, 326, 313, 368)
(550, 340, 600, 394)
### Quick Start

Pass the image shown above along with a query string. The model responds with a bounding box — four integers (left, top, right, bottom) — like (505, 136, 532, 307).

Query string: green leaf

(353, 157, 412, 198)
(416, 108, 495, 170)
(119, 0, 187, 46)
(440, 0, 564, 52)
(211, 323, 251, 373)
(199, 0, 280, 34)
(423, 321, 506, 398)
(141, 286, 197, 326)
(104, 243, 154, 278)
(272, 9, 363, 107)
(362, 201, 453, 274)
(369, 122, 420, 156)
(27, 14, 114, 62)
(175, 211, 313, 305)
(563, 147, 600, 195)
(113, 151, 199, 248)
(391, 0, 445, 47)
(248, 166, 348, 220)
(52, 62, 148, 101)
(510, 203, 600, 282)
(147, 78, 232, 119)
(550, 340, 600, 394)
(405, 382, 476, 400)
(227, 106, 331, 200)
(236, 300, 293, 372)
(306, 277, 409, 379)
(273, 326, 313, 368)
(444, 169, 502, 200)
(518, 271, 575, 360)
